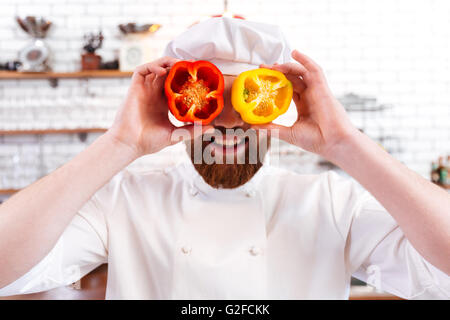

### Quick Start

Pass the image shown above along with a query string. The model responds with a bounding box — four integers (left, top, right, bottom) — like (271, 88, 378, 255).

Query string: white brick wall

(1, 0, 450, 194)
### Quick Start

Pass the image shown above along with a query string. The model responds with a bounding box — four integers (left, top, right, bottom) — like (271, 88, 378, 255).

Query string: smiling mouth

(207, 134, 250, 156)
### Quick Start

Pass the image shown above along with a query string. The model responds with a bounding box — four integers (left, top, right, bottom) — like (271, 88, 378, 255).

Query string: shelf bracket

(49, 78, 58, 88)
(78, 132, 88, 142)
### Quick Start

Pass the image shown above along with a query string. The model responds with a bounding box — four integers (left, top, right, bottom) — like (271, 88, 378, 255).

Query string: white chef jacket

(1, 161, 449, 299)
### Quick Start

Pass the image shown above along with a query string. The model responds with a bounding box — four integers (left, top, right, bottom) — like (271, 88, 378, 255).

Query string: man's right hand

(107, 56, 211, 159)
(0, 59, 198, 287)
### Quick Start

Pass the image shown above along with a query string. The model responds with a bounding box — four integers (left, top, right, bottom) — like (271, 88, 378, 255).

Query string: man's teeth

(214, 136, 245, 146)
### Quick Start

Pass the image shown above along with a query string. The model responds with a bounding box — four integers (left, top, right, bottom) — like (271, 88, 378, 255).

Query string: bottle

(437, 157, 447, 185)
(431, 162, 439, 183)
(446, 156, 450, 186)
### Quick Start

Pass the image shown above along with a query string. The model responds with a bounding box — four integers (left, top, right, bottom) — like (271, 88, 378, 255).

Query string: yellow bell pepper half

(231, 68, 293, 124)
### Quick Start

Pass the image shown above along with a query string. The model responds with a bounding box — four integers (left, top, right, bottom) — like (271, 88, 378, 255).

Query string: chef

(0, 17, 449, 299)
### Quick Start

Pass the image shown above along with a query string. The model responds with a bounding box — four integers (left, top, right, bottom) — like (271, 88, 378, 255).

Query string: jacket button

(181, 246, 192, 255)
(189, 187, 198, 196)
(249, 246, 262, 256)
(245, 189, 256, 197)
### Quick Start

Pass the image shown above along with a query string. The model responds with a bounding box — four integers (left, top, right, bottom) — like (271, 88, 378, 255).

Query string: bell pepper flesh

(165, 60, 224, 125)
(231, 68, 293, 124)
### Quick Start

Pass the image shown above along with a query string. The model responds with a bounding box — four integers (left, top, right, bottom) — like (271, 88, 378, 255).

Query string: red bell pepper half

(164, 60, 224, 125)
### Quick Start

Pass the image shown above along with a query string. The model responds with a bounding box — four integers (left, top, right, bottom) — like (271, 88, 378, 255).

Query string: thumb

(153, 73, 167, 92)
(251, 123, 293, 144)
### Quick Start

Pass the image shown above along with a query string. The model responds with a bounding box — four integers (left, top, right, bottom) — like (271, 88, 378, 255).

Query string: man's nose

(212, 101, 244, 128)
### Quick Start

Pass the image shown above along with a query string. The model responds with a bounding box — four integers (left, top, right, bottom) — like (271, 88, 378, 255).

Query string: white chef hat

(164, 17, 293, 75)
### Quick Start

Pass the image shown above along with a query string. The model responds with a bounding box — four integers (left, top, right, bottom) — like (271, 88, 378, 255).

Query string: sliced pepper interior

(165, 60, 224, 124)
(231, 68, 293, 124)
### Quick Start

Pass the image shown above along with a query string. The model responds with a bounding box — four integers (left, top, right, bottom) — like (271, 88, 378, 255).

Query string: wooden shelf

(0, 128, 107, 135)
(0, 70, 132, 80)
(0, 189, 19, 195)
(349, 286, 402, 300)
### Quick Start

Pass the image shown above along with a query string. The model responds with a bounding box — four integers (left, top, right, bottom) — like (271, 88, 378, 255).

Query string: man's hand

(257, 50, 358, 161)
(261, 51, 450, 275)
(107, 56, 211, 159)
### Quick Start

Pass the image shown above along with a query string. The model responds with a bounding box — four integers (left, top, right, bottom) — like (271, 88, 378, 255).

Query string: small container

(118, 23, 161, 72)
(81, 53, 101, 71)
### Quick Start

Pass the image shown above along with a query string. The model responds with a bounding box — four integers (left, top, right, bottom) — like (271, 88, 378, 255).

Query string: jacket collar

(177, 159, 269, 199)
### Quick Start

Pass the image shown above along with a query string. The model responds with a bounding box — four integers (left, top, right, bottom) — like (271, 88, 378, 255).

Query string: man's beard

(186, 128, 269, 189)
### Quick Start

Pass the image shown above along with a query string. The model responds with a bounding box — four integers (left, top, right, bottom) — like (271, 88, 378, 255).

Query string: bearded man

(0, 17, 449, 299)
